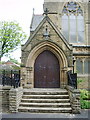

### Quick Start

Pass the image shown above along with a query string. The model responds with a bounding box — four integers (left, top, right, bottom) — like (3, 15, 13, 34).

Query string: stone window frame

(61, 1, 85, 44)
(76, 57, 90, 75)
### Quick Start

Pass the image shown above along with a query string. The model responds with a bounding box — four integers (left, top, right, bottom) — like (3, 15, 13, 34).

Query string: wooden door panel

(34, 50, 60, 88)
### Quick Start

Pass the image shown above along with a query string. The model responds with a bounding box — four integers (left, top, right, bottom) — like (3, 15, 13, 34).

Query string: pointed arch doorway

(34, 50, 60, 88)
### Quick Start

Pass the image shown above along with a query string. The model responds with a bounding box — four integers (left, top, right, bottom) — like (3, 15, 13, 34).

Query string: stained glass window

(62, 2, 84, 43)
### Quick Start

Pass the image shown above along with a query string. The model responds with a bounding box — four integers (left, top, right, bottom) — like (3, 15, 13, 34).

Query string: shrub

(80, 89, 90, 109)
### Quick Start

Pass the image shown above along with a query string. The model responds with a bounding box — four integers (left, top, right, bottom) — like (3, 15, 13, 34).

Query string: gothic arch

(61, 1, 84, 13)
(26, 41, 68, 88)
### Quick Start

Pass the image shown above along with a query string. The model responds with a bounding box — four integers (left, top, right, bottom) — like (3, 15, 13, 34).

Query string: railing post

(19, 70, 20, 87)
(2, 70, 5, 86)
(11, 70, 13, 86)
(14, 71, 16, 88)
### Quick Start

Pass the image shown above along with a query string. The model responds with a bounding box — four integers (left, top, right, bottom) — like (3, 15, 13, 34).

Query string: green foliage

(0, 21, 27, 59)
(80, 89, 90, 100)
(9, 57, 20, 65)
(77, 79, 85, 84)
(80, 89, 90, 109)
(80, 100, 90, 109)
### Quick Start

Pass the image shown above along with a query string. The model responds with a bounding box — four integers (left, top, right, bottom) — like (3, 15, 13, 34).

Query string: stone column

(61, 67, 68, 88)
(21, 67, 27, 87)
(25, 67, 33, 88)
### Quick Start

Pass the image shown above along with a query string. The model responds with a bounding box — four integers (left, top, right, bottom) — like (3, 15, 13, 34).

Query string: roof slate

(30, 15, 44, 31)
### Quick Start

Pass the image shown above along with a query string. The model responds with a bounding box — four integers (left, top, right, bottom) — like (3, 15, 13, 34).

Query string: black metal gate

(67, 70, 77, 89)
(1, 70, 20, 88)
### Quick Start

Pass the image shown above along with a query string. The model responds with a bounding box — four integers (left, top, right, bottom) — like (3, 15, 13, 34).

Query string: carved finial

(44, 8, 49, 15)
(43, 25, 50, 40)
(33, 8, 35, 15)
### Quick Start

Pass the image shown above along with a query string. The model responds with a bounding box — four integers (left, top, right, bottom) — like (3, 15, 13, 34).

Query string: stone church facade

(21, 0, 90, 89)
(1, 0, 90, 114)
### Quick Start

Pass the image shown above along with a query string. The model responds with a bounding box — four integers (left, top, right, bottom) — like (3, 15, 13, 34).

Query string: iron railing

(1, 70, 20, 88)
(67, 70, 77, 89)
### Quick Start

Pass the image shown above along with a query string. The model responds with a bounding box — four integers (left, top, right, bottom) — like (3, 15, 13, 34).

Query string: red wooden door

(34, 50, 60, 88)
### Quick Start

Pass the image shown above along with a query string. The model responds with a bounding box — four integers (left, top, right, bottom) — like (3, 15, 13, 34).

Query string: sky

(0, 0, 44, 62)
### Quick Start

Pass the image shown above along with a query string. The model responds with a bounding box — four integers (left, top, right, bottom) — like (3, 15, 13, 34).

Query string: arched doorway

(34, 50, 60, 88)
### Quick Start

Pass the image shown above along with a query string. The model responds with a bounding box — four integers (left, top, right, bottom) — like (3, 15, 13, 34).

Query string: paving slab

(0, 109, 89, 119)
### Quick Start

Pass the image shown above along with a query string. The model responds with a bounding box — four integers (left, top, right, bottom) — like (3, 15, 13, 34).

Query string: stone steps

(21, 98, 70, 103)
(23, 91, 68, 95)
(19, 102, 71, 107)
(22, 94, 69, 99)
(18, 107, 72, 113)
(18, 89, 72, 113)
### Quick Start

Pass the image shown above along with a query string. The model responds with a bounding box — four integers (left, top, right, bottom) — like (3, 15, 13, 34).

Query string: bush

(80, 89, 90, 100)
(80, 100, 90, 109)
(80, 89, 90, 109)
(77, 79, 85, 84)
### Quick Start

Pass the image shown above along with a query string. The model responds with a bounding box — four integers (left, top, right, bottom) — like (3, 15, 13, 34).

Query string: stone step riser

(23, 92, 68, 95)
(22, 96, 69, 99)
(21, 99, 70, 103)
(18, 109, 72, 113)
(19, 104, 71, 108)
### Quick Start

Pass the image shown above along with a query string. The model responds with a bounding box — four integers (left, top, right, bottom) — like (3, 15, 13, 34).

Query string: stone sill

(77, 74, 90, 77)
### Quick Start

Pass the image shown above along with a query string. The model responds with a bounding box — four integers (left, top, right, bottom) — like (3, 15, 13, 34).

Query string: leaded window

(76, 58, 90, 74)
(62, 1, 84, 43)
(84, 59, 90, 74)
(76, 59, 83, 74)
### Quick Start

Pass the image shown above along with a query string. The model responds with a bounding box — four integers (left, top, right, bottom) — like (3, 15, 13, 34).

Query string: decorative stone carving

(43, 25, 50, 40)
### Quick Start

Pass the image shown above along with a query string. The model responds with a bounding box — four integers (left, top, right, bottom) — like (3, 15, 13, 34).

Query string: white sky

(0, 0, 44, 62)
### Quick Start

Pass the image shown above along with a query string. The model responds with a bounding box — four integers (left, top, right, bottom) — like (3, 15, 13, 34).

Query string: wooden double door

(34, 50, 60, 88)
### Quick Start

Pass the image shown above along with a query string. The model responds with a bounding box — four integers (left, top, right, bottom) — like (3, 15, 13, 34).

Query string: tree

(9, 57, 20, 65)
(0, 21, 27, 61)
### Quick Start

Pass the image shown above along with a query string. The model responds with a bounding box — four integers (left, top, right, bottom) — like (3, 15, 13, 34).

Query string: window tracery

(76, 58, 90, 74)
(62, 1, 84, 43)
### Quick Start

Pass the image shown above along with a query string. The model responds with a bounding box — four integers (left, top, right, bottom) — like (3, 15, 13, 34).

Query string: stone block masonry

(66, 85, 81, 114)
(0, 86, 11, 113)
(9, 87, 23, 113)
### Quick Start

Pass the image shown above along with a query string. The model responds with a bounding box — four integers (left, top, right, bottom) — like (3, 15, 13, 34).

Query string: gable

(22, 15, 72, 53)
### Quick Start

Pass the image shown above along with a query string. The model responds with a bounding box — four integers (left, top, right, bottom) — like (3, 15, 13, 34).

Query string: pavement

(0, 109, 90, 120)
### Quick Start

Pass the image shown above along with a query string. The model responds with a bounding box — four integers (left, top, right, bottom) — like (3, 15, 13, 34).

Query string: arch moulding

(24, 41, 68, 88)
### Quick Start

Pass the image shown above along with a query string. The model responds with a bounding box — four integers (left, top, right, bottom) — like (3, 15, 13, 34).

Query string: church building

(1, 0, 90, 114)
(21, 0, 90, 89)
(2, 0, 90, 114)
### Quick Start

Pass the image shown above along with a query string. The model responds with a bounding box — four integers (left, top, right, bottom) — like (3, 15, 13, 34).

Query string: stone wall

(77, 76, 89, 89)
(66, 85, 81, 114)
(9, 87, 23, 113)
(0, 86, 23, 113)
(0, 86, 11, 113)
